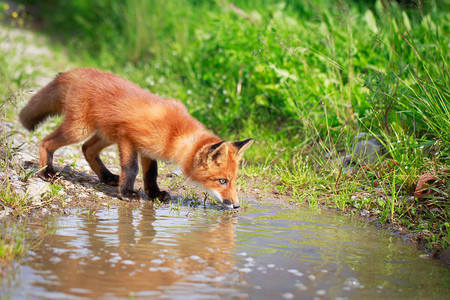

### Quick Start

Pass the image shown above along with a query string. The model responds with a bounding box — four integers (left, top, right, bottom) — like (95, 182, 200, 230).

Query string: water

(2, 199, 449, 299)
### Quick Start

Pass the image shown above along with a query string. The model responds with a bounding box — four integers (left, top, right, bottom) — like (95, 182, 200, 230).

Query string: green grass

(4, 0, 450, 251)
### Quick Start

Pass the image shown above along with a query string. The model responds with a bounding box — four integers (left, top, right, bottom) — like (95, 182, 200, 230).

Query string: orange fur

(19, 68, 253, 208)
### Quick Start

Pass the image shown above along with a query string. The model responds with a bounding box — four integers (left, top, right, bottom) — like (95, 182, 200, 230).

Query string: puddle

(1, 199, 449, 299)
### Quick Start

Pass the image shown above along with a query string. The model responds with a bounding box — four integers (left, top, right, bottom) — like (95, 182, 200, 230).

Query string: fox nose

(223, 199, 240, 209)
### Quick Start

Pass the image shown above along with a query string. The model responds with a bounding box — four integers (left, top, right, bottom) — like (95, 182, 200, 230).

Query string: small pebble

(62, 165, 73, 174)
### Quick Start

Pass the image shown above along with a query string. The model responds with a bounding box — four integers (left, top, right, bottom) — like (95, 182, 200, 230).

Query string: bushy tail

(19, 73, 67, 131)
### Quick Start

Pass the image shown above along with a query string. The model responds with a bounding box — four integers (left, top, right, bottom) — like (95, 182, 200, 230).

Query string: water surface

(2, 199, 449, 299)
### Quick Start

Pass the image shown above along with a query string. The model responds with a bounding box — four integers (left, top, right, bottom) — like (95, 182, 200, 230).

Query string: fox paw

(39, 168, 58, 182)
(148, 190, 171, 201)
(119, 190, 141, 201)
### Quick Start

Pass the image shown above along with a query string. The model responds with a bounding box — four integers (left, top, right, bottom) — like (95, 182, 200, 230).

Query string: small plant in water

(169, 197, 183, 212)
(84, 208, 97, 219)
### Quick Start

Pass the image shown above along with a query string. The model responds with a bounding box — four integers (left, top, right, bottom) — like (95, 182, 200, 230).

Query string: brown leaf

(414, 173, 439, 199)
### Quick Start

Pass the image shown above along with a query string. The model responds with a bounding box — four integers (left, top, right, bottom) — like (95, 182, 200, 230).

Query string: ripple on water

(1, 201, 449, 300)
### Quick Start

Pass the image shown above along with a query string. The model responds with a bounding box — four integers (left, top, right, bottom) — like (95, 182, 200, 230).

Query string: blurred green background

(8, 0, 449, 161)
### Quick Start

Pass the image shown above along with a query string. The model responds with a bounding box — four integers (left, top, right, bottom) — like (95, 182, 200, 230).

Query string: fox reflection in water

(31, 202, 238, 298)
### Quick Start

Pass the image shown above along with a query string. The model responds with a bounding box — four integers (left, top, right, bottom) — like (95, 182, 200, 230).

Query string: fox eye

(218, 178, 228, 185)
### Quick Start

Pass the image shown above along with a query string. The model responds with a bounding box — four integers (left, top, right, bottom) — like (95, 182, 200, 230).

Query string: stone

(172, 167, 183, 176)
(351, 133, 384, 164)
(0, 207, 13, 218)
(26, 180, 49, 199)
(10, 183, 26, 198)
(15, 151, 35, 163)
(62, 165, 73, 175)
(31, 198, 42, 206)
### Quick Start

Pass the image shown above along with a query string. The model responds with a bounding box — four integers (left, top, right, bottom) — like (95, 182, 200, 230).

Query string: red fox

(19, 68, 252, 209)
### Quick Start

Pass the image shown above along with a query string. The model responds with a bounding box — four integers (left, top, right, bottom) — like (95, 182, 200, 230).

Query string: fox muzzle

(223, 199, 240, 209)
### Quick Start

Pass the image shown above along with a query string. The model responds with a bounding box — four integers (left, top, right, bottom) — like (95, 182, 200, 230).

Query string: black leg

(118, 147, 140, 200)
(141, 157, 170, 201)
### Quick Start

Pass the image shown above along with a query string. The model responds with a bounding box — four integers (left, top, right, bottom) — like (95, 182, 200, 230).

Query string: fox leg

(141, 156, 170, 201)
(82, 133, 119, 186)
(118, 141, 140, 200)
(39, 122, 86, 180)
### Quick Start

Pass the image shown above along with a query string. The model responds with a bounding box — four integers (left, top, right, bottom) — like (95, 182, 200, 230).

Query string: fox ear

(233, 138, 253, 158)
(207, 141, 229, 165)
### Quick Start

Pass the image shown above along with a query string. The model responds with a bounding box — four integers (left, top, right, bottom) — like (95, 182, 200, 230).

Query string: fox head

(187, 138, 253, 209)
